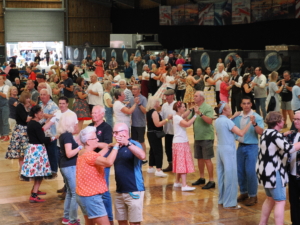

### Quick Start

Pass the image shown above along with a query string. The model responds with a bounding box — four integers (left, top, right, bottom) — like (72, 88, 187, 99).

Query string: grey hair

(195, 91, 205, 99)
(80, 126, 96, 145)
(133, 84, 141, 90)
(143, 64, 149, 70)
(66, 60, 72, 64)
(119, 79, 126, 84)
(40, 88, 49, 95)
(223, 74, 229, 78)
(218, 63, 224, 67)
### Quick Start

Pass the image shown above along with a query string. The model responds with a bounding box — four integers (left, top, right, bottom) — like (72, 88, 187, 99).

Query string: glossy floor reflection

(0, 121, 293, 225)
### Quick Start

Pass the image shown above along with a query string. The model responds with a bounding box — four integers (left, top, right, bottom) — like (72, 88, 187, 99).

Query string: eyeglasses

(112, 130, 125, 135)
(293, 118, 300, 122)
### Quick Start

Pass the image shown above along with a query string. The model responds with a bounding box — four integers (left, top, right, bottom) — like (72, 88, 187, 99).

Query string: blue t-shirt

(215, 115, 236, 146)
(113, 139, 145, 193)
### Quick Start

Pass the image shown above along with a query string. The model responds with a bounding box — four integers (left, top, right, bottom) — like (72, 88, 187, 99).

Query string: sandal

(224, 205, 241, 210)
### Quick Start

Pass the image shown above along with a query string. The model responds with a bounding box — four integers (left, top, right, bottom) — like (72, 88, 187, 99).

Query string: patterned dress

(154, 73, 168, 101)
(183, 76, 195, 104)
(49, 82, 59, 105)
(203, 75, 215, 107)
(73, 86, 91, 120)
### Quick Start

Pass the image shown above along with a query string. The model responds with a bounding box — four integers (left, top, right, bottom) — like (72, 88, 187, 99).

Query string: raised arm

(231, 121, 252, 137)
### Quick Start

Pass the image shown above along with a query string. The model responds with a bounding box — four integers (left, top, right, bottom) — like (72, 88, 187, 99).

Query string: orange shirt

(28, 72, 36, 80)
(76, 151, 108, 196)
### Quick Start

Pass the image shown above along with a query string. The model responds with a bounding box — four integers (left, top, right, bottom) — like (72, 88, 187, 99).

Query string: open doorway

(6, 41, 64, 69)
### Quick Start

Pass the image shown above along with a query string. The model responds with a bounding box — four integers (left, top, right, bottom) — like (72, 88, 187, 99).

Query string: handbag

(154, 130, 166, 138)
(267, 95, 276, 113)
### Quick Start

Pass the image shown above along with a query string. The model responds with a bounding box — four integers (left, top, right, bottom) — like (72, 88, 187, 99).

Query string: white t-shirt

(46, 83, 53, 97)
(164, 56, 169, 65)
(50, 109, 78, 147)
(142, 71, 150, 80)
(172, 115, 188, 143)
(114, 74, 121, 84)
(87, 82, 104, 106)
(214, 71, 227, 91)
(0, 84, 9, 96)
(113, 101, 131, 128)
(104, 92, 112, 108)
(291, 132, 300, 176)
(161, 101, 176, 134)
(166, 75, 176, 89)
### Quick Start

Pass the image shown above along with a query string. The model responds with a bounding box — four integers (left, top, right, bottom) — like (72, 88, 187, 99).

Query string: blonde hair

(187, 69, 193, 75)
(103, 80, 112, 90)
(7, 86, 17, 98)
(49, 74, 58, 83)
(178, 54, 182, 59)
(146, 96, 160, 111)
(269, 71, 278, 82)
(57, 112, 77, 135)
(296, 78, 300, 85)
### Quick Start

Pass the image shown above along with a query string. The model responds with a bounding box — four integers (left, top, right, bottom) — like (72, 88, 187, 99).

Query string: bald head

(91, 105, 105, 123)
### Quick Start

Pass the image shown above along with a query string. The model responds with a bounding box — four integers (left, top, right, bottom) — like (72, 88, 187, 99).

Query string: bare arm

(231, 122, 252, 137)
(65, 143, 81, 158)
(43, 121, 55, 131)
(126, 141, 145, 160)
(152, 111, 168, 127)
(77, 91, 88, 99)
(95, 145, 118, 167)
(179, 115, 197, 127)
(243, 83, 254, 93)
(105, 98, 113, 108)
(138, 104, 147, 114)
(121, 103, 137, 115)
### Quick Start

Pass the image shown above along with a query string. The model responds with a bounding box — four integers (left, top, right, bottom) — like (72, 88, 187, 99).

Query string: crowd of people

(1, 51, 300, 225)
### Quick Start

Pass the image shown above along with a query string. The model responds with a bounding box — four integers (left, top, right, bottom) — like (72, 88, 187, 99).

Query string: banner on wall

(184, 3, 198, 25)
(198, 3, 215, 25)
(251, 0, 272, 22)
(214, 0, 232, 25)
(159, 6, 171, 25)
(232, 0, 251, 24)
(271, 0, 295, 20)
(172, 5, 185, 25)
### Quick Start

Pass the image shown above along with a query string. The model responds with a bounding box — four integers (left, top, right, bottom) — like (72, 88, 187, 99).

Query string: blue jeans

(45, 140, 58, 173)
(217, 145, 238, 208)
(237, 144, 258, 197)
(255, 97, 267, 119)
(60, 166, 78, 223)
(105, 106, 113, 128)
(0, 103, 9, 136)
(103, 167, 113, 221)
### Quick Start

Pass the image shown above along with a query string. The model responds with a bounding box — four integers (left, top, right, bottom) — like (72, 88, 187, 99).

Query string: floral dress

(49, 82, 59, 105)
(154, 73, 168, 100)
(183, 76, 195, 103)
(73, 86, 91, 120)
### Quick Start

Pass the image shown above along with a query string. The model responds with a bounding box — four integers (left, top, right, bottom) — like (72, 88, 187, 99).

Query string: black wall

(111, 7, 300, 51)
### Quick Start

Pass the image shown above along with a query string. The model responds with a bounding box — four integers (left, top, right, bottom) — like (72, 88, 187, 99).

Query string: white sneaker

(147, 168, 155, 173)
(155, 170, 168, 177)
(181, 185, 196, 192)
(173, 183, 182, 188)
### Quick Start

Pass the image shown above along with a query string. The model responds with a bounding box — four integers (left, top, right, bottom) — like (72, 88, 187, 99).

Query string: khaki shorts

(115, 191, 144, 222)
(281, 101, 292, 110)
(194, 140, 214, 159)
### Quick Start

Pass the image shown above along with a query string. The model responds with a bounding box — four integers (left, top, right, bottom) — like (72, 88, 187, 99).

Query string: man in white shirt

(161, 89, 176, 172)
(87, 74, 104, 111)
(252, 67, 267, 119)
(119, 79, 133, 103)
(113, 70, 121, 84)
(164, 52, 169, 66)
(213, 63, 227, 104)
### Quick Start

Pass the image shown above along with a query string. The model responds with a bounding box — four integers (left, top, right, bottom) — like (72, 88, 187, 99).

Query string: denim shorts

(76, 194, 107, 219)
(264, 171, 286, 201)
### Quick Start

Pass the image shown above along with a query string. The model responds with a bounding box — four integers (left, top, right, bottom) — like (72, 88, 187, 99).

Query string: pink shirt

(176, 58, 185, 65)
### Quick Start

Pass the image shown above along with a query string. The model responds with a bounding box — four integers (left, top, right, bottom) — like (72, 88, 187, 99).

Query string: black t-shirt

(89, 121, 112, 153)
(67, 64, 75, 78)
(8, 97, 18, 119)
(59, 132, 78, 168)
(227, 60, 236, 72)
(280, 79, 295, 102)
(8, 69, 20, 82)
(146, 109, 163, 131)
(63, 78, 75, 98)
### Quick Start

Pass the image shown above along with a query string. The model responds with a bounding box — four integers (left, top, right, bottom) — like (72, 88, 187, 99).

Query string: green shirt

(190, 102, 214, 140)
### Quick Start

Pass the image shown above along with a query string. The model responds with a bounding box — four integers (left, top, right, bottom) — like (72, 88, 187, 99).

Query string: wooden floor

(0, 120, 293, 225)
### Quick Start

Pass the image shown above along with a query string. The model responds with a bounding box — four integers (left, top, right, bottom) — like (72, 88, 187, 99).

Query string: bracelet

(165, 119, 169, 122)
(78, 145, 83, 150)
(113, 146, 119, 150)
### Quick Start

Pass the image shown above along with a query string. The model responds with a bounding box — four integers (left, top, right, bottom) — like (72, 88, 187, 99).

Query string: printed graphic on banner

(198, 3, 215, 25)
(297, 0, 300, 18)
(172, 5, 185, 25)
(159, 6, 171, 25)
(214, 0, 232, 25)
(232, 0, 251, 24)
(271, 0, 295, 19)
(185, 3, 198, 25)
(251, 0, 272, 22)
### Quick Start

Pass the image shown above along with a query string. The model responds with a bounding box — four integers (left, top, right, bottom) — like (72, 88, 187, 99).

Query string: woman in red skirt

(172, 101, 200, 191)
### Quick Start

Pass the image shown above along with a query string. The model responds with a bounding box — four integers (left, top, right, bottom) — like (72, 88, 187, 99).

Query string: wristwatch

(253, 123, 258, 127)
(200, 113, 204, 117)
(126, 141, 132, 147)
(138, 103, 142, 106)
